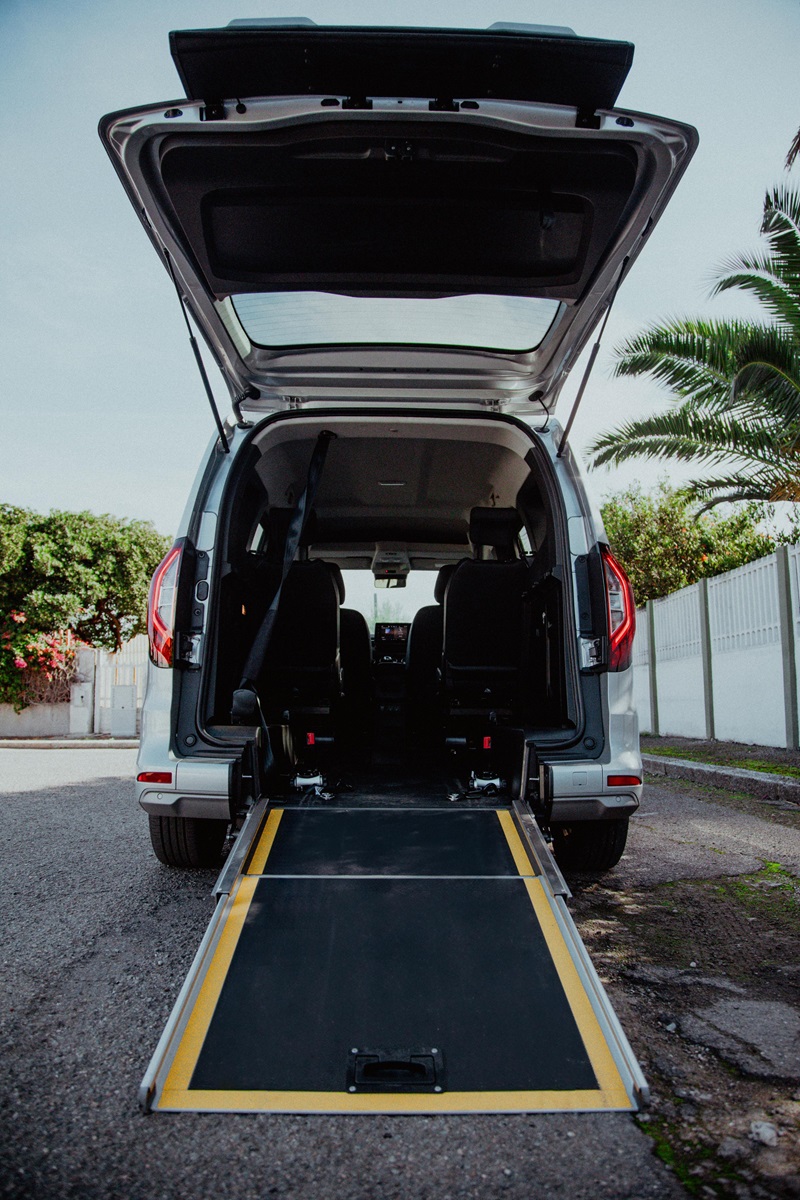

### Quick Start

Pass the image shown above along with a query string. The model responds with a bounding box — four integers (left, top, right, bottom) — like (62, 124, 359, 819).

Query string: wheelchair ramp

(141, 807, 645, 1113)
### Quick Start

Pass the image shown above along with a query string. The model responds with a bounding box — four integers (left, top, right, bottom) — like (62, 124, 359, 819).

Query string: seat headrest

(434, 562, 459, 605)
(469, 507, 522, 551)
(321, 561, 345, 604)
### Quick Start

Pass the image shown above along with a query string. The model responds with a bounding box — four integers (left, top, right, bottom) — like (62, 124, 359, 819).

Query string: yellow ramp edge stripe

(495, 808, 629, 1110)
(156, 804, 632, 1112)
(161, 807, 284, 1098)
(247, 807, 284, 875)
(495, 809, 537, 876)
(158, 1087, 630, 1113)
(161, 875, 260, 1097)
(521, 876, 630, 1109)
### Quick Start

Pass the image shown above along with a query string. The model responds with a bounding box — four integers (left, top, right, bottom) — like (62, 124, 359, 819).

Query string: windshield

(341, 570, 437, 632)
(232, 293, 561, 352)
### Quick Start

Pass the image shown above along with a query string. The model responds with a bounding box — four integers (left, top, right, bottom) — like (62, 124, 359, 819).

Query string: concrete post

(775, 545, 799, 751)
(69, 647, 97, 736)
(698, 578, 715, 741)
(646, 599, 659, 737)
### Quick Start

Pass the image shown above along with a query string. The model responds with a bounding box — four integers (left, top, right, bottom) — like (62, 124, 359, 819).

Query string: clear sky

(1, 0, 799, 536)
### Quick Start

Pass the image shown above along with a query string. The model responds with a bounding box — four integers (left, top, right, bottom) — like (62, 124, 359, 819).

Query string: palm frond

(683, 467, 800, 509)
(761, 184, 800, 252)
(597, 184, 800, 507)
(588, 407, 793, 472)
(713, 268, 800, 332)
(613, 318, 756, 404)
(786, 129, 800, 170)
(713, 187, 800, 325)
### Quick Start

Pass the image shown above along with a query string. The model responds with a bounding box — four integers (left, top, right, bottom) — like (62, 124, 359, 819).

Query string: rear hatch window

(232, 293, 562, 351)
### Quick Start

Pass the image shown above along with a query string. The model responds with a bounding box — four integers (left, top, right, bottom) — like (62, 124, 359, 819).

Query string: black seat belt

(231, 430, 337, 746)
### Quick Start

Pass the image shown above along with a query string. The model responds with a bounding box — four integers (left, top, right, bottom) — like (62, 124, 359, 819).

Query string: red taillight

(147, 544, 182, 668)
(607, 775, 641, 787)
(137, 771, 173, 784)
(601, 546, 636, 671)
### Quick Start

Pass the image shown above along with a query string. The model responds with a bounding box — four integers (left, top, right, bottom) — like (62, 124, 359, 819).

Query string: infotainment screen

(374, 622, 411, 659)
(375, 623, 410, 643)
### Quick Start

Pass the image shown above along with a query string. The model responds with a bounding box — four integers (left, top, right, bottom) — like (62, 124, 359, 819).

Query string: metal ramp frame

(140, 797, 647, 1114)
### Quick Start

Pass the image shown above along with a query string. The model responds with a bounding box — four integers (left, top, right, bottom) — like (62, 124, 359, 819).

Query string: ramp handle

(347, 1047, 446, 1093)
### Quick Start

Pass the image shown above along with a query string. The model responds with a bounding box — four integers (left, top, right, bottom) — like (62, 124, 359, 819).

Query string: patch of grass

(644, 744, 800, 779)
(636, 1115, 744, 1196)
(718, 861, 800, 925)
(608, 863, 800, 993)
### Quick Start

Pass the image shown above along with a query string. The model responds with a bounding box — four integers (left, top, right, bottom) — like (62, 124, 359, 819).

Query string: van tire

(551, 817, 629, 873)
(148, 815, 229, 868)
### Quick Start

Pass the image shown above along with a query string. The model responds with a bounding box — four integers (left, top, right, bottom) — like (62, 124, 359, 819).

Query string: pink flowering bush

(0, 504, 167, 709)
(0, 612, 78, 711)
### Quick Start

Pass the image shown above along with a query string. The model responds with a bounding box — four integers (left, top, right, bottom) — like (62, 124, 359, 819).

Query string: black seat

(321, 562, 373, 718)
(442, 508, 529, 719)
(405, 564, 458, 729)
(249, 510, 341, 730)
(258, 559, 341, 723)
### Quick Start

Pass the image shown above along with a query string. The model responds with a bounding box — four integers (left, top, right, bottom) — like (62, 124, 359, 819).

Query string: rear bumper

(549, 793, 639, 822)
(138, 790, 230, 819)
(546, 755, 642, 822)
(136, 757, 236, 821)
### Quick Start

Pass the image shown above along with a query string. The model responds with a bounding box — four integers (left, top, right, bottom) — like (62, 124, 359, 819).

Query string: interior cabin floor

(278, 730, 515, 809)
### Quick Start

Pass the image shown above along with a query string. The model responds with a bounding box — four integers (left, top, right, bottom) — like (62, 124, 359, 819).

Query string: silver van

(102, 19, 696, 875)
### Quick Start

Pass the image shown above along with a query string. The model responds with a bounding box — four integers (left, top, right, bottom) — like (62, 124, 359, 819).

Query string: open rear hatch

(100, 19, 697, 415)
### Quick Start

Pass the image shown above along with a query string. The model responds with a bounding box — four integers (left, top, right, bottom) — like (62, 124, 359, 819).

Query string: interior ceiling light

(378, 481, 406, 487)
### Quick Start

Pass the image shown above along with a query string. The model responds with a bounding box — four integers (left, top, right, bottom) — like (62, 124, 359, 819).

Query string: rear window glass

(232, 293, 561, 352)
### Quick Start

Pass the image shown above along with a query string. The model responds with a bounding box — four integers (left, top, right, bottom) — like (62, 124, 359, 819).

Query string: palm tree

(588, 184, 800, 507)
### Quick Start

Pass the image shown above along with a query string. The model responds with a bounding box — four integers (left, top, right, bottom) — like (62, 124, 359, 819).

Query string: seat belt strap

(232, 430, 336, 722)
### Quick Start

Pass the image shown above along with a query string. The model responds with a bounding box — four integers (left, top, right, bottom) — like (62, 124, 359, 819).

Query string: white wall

(0, 703, 70, 737)
(652, 584, 706, 738)
(708, 557, 784, 746)
(631, 611, 651, 734)
(634, 550, 798, 749)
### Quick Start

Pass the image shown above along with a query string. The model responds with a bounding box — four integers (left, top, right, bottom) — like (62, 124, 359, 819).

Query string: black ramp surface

(258, 809, 523, 877)
(190, 876, 597, 1093)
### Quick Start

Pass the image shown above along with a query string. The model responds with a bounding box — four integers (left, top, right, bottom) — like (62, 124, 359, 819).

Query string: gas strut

(164, 249, 230, 454)
(556, 256, 629, 458)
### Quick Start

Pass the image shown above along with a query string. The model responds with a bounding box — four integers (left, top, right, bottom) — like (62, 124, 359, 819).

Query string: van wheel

(551, 817, 629, 873)
(148, 815, 229, 868)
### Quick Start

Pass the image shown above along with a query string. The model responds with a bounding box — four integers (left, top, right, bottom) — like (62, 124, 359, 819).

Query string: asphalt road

(4, 749, 794, 1200)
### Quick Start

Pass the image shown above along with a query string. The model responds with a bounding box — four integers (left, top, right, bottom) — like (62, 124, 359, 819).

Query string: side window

(246, 519, 267, 553)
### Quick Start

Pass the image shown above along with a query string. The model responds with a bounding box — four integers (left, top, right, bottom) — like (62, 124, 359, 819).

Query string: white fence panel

(788, 544, 800, 725)
(652, 585, 705, 737)
(707, 555, 784, 746)
(94, 634, 149, 735)
(631, 607, 652, 733)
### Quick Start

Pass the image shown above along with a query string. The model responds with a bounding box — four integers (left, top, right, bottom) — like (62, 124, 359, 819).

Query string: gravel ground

(0, 749, 683, 1200)
(572, 773, 800, 1197)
